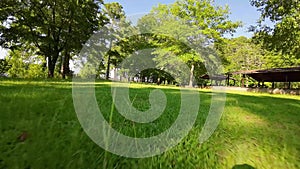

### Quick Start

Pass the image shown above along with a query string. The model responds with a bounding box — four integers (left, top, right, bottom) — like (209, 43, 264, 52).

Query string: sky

(104, 0, 262, 37)
(0, 0, 262, 59)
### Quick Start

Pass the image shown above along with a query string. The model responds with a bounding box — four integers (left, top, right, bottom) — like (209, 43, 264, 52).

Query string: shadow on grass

(224, 92, 300, 124)
(232, 164, 256, 169)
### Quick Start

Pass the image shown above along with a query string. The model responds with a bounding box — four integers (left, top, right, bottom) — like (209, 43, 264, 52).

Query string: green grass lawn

(0, 79, 299, 169)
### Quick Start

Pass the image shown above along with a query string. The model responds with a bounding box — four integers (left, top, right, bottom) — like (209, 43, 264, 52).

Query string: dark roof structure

(233, 66, 300, 82)
(200, 74, 234, 81)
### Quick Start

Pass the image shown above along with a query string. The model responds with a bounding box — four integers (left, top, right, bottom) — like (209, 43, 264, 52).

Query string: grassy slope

(0, 79, 299, 169)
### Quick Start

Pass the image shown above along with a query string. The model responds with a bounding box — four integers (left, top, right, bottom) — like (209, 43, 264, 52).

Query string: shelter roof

(200, 74, 234, 80)
(232, 67, 300, 82)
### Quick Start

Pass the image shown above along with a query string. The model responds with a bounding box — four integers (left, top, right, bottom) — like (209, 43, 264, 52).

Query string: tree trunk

(189, 64, 195, 87)
(42, 56, 47, 71)
(48, 59, 55, 78)
(105, 55, 111, 80)
(48, 51, 59, 78)
(61, 52, 70, 79)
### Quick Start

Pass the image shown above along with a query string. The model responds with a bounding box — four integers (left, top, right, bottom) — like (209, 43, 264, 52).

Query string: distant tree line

(0, 0, 299, 86)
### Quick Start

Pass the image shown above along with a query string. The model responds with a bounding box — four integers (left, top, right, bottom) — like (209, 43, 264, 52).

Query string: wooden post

(241, 74, 245, 87)
(272, 82, 275, 89)
(285, 75, 288, 89)
(227, 74, 230, 86)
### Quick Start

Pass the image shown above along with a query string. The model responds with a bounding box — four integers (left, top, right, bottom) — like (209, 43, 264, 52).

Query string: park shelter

(200, 74, 235, 86)
(232, 66, 300, 88)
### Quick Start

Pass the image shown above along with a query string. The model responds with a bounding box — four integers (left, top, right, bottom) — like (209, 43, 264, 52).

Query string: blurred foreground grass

(0, 79, 299, 169)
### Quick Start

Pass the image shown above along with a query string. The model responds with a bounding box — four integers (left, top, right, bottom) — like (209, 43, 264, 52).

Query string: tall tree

(250, 0, 300, 59)
(102, 2, 128, 80)
(77, 2, 136, 79)
(0, 0, 104, 78)
(138, 0, 241, 86)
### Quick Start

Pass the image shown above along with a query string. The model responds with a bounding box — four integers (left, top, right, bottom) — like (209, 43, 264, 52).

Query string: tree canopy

(0, 0, 105, 78)
(137, 0, 241, 86)
(250, 0, 300, 59)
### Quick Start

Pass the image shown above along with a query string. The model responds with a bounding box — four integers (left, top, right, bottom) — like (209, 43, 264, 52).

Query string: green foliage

(137, 0, 241, 86)
(6, 51, 27, 78)
(250, 0, 300, 59)
(263, 51, 300, 68)
(219, 36, 266, 72)
(139, 68, 176, 84)
(77, 2, 137, 79)
(26, 64, 46, 79)
(0, 58, 10, 75)
(4, 0, 299, 81)
(217, 35, 300, 78)
(102, 2, 134, 79)
(217, 36, 300, 87)
(6, 49, 46, 78)
(79, 63, 98, 78)
(0, 0, 105, 78)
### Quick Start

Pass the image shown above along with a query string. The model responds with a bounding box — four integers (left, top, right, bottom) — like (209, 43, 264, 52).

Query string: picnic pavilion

(232, 66, 300, 89)
(200, 66, 300, 89)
